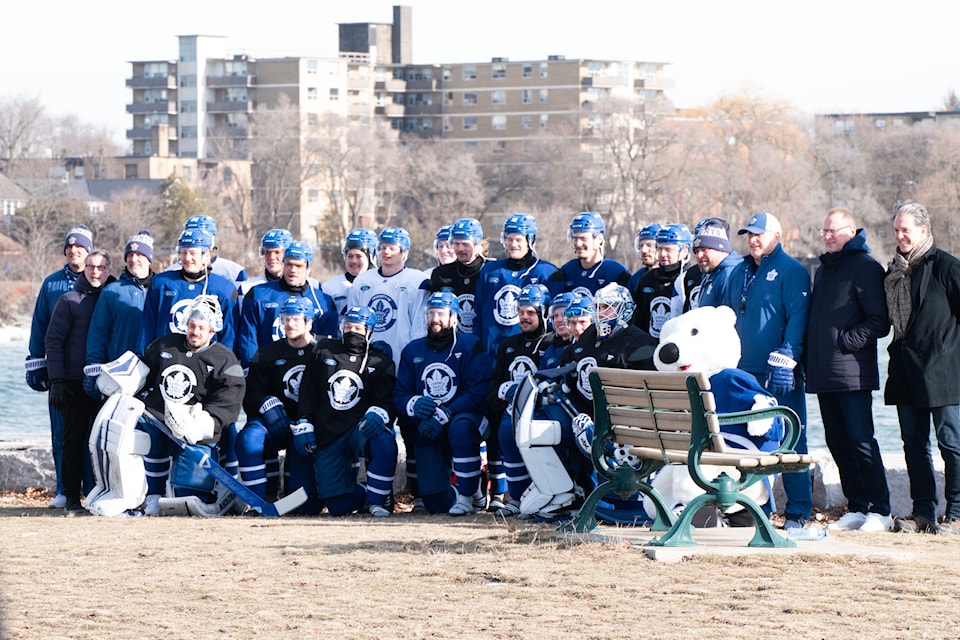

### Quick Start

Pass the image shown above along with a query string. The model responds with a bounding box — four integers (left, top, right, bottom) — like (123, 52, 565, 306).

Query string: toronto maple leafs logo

(458, 294, 476, 333)
(688, 283, 702, 309)
(572, 285, 593, 299)
(271, 315, 285, 342)
(368, 293, 398, 333)
(575, 357, 598, 401)
(159, 364, 198, 403)
(421, 362, 456, 403)
(766, 269, 779, 282)
(493, 285, 521, 326)
(327, 370, 363, 410)
(283, 364, 305, 402)
(508, 356, 537, 381)
(649, 296, 671, 338)
(168, 298, 197, 334)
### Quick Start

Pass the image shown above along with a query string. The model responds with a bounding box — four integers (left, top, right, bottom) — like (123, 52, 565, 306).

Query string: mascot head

(653, 305, 741, 375)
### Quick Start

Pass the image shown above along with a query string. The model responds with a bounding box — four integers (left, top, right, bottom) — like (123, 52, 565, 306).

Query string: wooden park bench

(564, 368, 817, 548)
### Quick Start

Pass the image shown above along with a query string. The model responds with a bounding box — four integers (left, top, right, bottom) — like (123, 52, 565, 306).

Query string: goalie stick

(143, 412, 307, 517)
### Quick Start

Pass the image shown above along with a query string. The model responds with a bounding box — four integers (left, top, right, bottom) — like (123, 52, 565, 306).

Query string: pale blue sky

(3, 0, 957, 144)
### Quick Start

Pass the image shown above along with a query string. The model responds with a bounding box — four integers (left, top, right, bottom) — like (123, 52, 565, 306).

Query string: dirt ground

(1, 490, 959, 640)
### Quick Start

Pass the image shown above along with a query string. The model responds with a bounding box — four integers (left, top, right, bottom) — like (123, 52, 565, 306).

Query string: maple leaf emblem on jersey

(332, 376, 358, 404)
(165, 371, 191, 399)
(426, 369, 450, 397)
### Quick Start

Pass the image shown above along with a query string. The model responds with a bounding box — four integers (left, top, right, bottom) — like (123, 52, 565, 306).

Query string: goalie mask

(592, 283, 635, 339)
(185, 295, 224, 333)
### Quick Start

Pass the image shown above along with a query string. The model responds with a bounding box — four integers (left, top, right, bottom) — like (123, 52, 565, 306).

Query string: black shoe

(64, 497, 84, 514)
(894, 514, 940, 534)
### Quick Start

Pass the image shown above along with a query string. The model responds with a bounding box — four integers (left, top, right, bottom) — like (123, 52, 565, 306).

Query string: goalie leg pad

(516, 443, 575, 498)
(519, 482, 575, 517)
(85, 395, 150, 516)
(158, 482, 239, 517)
(517, 418, 563, 448)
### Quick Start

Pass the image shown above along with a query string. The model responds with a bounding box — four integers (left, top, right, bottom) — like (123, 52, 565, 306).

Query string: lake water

(0, 336, 907, 454)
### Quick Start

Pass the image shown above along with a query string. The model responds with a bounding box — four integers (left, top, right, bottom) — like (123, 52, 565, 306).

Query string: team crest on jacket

(422, 363, 457, 403)
(283, 364, 305, 403)
(159, 364, 197, 403)
(650, 297, 671, 338)
(508, 356, 537, 381)
(328, 370, 363, 410)
(369, 294, 398, 332)
(575, 357, 598, 400)
(493, 285, 521, 326)
(458, 294, 476, 332)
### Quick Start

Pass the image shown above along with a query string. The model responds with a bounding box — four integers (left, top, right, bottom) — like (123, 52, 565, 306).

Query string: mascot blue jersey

(347, 266, 428, 370)
(709, 368, 785, 452)
(139, 270, 238, 355)
(394, 332, 492, 426)
(237, 280, 339, 369)
(473, 254, 559, 360)
(551, 258, 631, 298)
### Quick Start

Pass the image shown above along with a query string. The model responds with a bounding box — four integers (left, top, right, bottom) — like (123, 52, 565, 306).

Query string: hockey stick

(144, 412, 307, 517)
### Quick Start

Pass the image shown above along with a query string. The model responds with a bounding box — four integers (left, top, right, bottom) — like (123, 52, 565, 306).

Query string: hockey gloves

(419, 417, 443, 440)
(165, 402, 215, 445)
(572, 412, 595, 457)
(48, 379, 72, 410)
(413, 395, 438, 421)
(291, 420, 317, 455)
(24, 356, 49, 392)
(765, 349, 797, 397)
(82, 364, 103, 401)
(259, 396, 291, 441)
(359, 409, 390, 441)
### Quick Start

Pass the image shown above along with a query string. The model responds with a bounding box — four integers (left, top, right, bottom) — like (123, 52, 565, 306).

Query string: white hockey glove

(164, 401, 215, 445)
(572, 413, 595, 456)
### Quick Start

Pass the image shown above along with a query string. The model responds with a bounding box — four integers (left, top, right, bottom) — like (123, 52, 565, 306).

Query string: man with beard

(631, 224, 692, 340)
(625, 223, 663, 296)
(424, 217, 487, 335)
(694, 218, 742, 308)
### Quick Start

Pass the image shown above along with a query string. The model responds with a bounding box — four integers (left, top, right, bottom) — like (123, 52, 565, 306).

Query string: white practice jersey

(322, 273, 353, 316)
(347, 266, 428, 369)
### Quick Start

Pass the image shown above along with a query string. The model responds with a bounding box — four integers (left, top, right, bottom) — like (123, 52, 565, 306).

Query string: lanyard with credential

(739, 269, 757, 315)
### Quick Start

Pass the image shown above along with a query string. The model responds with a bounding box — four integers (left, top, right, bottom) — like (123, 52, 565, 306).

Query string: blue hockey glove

(82, 364, 103, 400)
(413, 396, 438, 421)
(259, 396, 291, 441)
(359, 409, 390, 441)
(370, 340, 392, 361)
(419, 418, 443, 440)
(291, 420, 317, 455)
(765, 349, 797, 397)
(24, 356, 49, 392)
(432, 404, 452, 425)
(572, 413, 595, 457)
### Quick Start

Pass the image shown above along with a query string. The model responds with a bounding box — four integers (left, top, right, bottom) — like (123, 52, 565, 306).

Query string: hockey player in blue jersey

(182, 215, 247, 285)
(551, 212, 631, 297)
(423, 217, 487, 335)
(322, 228, 377, 315)
(474, 214, 560, 360)
(540, 292, 578, 370)
(237, 241, 339, 369)
(139, 228, 239, 353)
(347, 227, 428, 370)
(394, 291, 493, 515)
(235, 297, 320, 514)
(295, 306, 398, 517)
(625, 223, 663, 296)
(238, 229, 293, 301)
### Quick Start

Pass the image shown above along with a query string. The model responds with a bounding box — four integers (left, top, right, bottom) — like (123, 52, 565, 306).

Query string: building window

(179, 38, 196, 63)
(521, 89, 532, 105)
(442, 67, 452, 81)
(443, 117, 452, 131)
(464, 141, 477, 150)
(492, 90, 506, 105)
(521, 115, 533, 129)
(522, 63, 532, 79)
(492, 141, 507, 155)
(223, 167, 233, 185)
(463, 116, 477, 131)
(875, 119, 886, 128)
(329, 88, 339, 101)
(182, 166, 193, 181)
(307, 113, 318, 126)
(181, 126, 197, 138)
(463, 92, 477, 106)
(539, 62, 548, 78)
(181, 100, 197, 113)
(492, 63, 506, 79)
(308, 189, 319, 203)
(125, 164, 139, 179)
(179, 74, 197, 88)
(462, 65, 477, 80)
(307, 60, 317, 74)
(308, 87, 317, 100)
(443, 92, 454, 106)
(539, 89, 548, 104)
(492, 115, 506, 130)
(539, 114, 548, 130)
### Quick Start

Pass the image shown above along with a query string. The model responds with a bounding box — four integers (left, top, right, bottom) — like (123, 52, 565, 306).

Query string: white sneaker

(448, 493, 477, 516)
(828, 511, 867, 531)
(471, 489, 489, 511)
(368, 504, 391, 518)
(859, 512, 894, 532)
(47, 494, 67, 509)
(143, 495, 162, 517)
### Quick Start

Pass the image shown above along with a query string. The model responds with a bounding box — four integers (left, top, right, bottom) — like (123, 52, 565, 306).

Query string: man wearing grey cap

(692, 217, 743, 308)
(720, 212, 812, 531)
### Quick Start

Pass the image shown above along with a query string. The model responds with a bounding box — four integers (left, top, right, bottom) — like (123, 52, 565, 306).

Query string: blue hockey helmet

(342, 305, 377, 336)
(379, 227, 412, 253)
(284, 241, 314, 265)
(548, 291, 578, 318)
(184, 215, 218, 238)
(500, 213, 538, 247)
(563, 295, 594, 319)
(567, 211, 605, 241)
(634, 223, 663, 251)
(655, 224, 693, 248)
(426, 290, 460, 317)
(280, 295, 315, 319)
(433, 225, 453, 253)
(261, 228, 294, 252)
(177, 228, 213, 252)
(592, 283, 636, 339)
(450, 218, 484, 244)
(517, 283, 551, 314)
(343, 228, 378, 261)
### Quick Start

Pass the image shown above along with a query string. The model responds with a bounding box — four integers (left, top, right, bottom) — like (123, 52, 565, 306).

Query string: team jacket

(298, 338, 396, 449)
(473, 252, 559, 360)
(347, 266, 428, 369)
(237, 279, 339, 368)
(394, 330, 492, 427)
(86, 269, 152, 365)
(139, 269, 238, 355)
(29, 265, 81, 358)
(141, 332, 246, 443)
(551, 258, 631, 298)
(697, 252, 744, 309)
(244, 337, 316, 420)
(45, 272, 115, 381)
(423, 256, 487, 334)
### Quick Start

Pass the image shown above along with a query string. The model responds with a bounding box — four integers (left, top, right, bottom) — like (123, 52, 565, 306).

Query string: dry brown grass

(1, 491, 959, 640)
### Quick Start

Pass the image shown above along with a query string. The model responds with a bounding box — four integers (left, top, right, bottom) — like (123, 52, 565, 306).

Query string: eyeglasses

(819, 226, 852, 237)
(85, 264, 109, 271)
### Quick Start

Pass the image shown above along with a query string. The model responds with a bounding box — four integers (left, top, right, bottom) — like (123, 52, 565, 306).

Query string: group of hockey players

(28, 206, 790, 524)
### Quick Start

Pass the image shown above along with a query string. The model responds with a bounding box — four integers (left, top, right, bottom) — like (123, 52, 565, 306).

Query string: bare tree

(249, 95, 303, 235)
(0, 94, 48, 177)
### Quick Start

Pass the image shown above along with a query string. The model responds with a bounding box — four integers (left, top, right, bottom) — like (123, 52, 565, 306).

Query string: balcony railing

(126, 101, 177, 114)
(206, 74, 257, 88)
(206, 100, 256, 113)
(126, 76, 176, 89)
